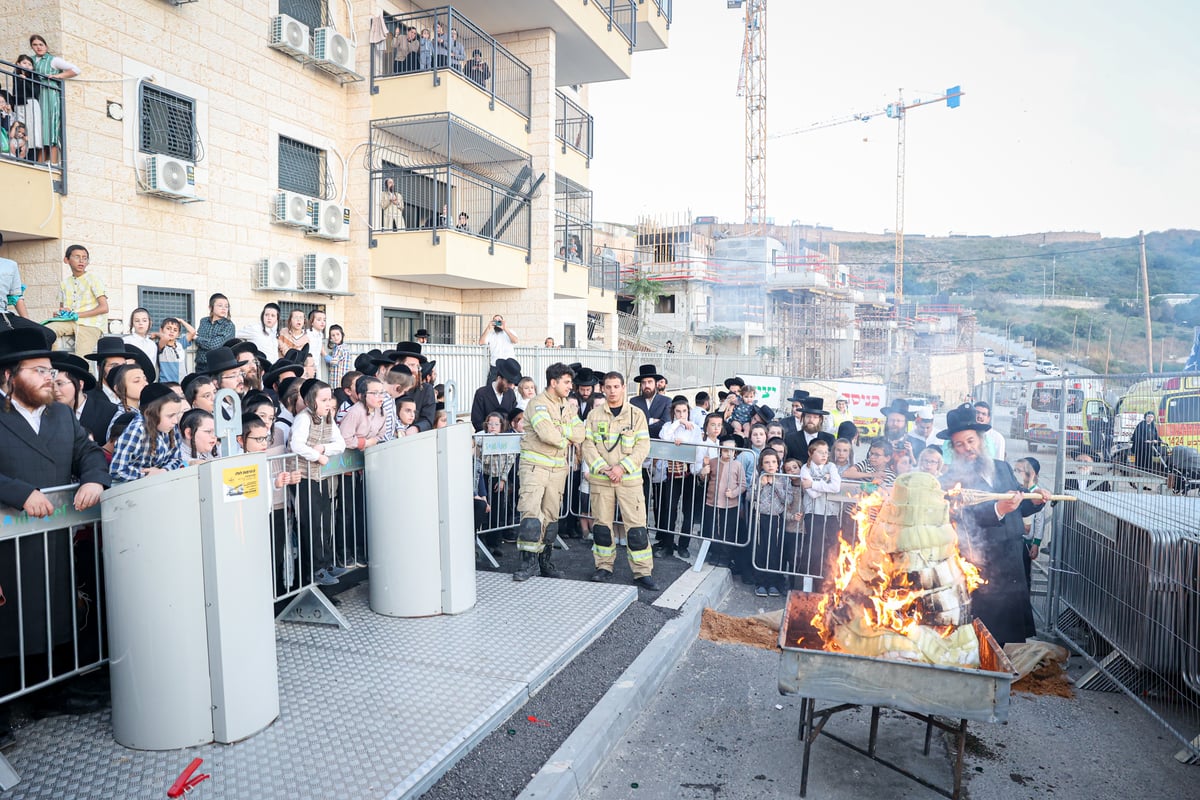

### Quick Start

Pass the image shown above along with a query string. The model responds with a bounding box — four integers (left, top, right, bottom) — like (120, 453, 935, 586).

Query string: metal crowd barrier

(268, 450, 367, 627)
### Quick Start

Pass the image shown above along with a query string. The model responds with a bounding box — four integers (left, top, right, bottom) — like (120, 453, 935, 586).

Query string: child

(800, 440, 843, 592)
(289, 379, 346, 587)
(327, 324, 350, 389)
(396, 395, 418, 435)
(156, 317, 193, 384)
(831, 437, 855, 476)
(751, 448, 789, 598)
(10, 122, 28, 160)
(655, 398, 702, 559)
(701, 432, 746, 569)
(477, 411, 515, 547)
(110, 384, 187, 482)
(727, 385, 757, 436)
(123, 308, 157, 365)
(782, 457, 806, 587)
(917, 445, 944, 476)
(179, 408, 218, 464)
(337, 375, 386, 569)
(241, 413, 301, 595)
(842, 437, 896, 489)
(335, 370, 361, 422)
(102, 411, 137, 464)
(434, 409, 449, 428)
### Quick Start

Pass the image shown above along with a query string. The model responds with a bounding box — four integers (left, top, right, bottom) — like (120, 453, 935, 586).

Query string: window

(279, 0, 329, 32)
(1168, 395, 1200, 423)
(655, 295, 676, 314)
(382, 309, 457, 344)
(138, 287, 194, 328)
(279, 300, 325, 328)
(279, 136, 327, 197)
(139, 84, 197, 162)
(563, 323, 576, 349)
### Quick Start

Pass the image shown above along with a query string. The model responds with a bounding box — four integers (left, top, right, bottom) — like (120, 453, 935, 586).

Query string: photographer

(479, 313, 518, 380)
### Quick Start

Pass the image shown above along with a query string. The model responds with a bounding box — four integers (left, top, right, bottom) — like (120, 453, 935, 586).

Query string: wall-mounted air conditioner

(256, 257, 297, 291)
(311, 202, 350, 241)
(144, 154, 196, 200)
(301, 253, 349, 294)
(274, 191, 318, 229)
(312, 28, 355, 72)
(269, 15, 310, 58)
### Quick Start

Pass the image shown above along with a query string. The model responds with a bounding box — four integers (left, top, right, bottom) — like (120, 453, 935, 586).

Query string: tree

(622, 272, 662, 318)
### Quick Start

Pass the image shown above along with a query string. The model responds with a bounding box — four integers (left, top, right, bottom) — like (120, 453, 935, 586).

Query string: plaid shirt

(110, 413, 186, 482)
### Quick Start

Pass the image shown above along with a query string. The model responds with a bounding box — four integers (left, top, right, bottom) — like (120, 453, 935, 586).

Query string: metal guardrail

(368, 166, 531, 256)
(555, 90, 593, 159)
(590, 0, 638, 48)
(373, 6, 532, 120)
(0, 485, 105, 706)
(648, 0, 672, 24)
(0, 59, 67, 193)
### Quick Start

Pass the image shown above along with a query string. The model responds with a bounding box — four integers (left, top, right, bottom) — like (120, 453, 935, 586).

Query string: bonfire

(810, 471, 985, 667)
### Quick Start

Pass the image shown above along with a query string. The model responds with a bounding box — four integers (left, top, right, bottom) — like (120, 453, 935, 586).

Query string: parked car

(986, 363, 1005, 375)
(1017, 357, 1031, 367)
(1036, 358, 1055, 373)
(983, 347, 996, 357)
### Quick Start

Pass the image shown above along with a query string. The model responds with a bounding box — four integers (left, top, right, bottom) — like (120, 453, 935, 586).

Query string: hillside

(820, 229, 1200, 373)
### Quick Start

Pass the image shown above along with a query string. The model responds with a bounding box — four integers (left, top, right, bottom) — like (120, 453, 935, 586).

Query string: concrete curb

(517, 567, 733, 800)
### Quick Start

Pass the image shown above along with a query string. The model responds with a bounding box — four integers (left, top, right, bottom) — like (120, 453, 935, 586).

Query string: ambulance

(1022, 377, 1112, 455)
(1111, 375, 1200, 459)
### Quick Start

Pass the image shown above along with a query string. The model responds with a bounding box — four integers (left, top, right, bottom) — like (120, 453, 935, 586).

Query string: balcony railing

(1, 59, 67, 193)
(555, 90, 593, 160)
(648, 0, 673, 24)
(373, 6, 532, 122)
(589, 257, 620, 293)
(369, 166, 531, 256)
(589, 0, 638, 48)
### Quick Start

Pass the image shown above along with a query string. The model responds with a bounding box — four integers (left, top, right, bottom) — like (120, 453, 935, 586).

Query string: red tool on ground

(167, 758, 210, 797)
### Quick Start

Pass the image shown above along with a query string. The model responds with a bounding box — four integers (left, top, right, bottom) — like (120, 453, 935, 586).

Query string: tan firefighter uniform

(581, 400, 653, 577)
(516, 388, 584, 554)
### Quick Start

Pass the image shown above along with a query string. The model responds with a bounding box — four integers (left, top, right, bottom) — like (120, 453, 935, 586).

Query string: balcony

(0, 61, 66, 238)
(554, 173, 592, 300)
(433, 1, 636, 85)
(634, 0, 671, 51)
(555, 90, 592, 186)
(373, 8, 531, 150)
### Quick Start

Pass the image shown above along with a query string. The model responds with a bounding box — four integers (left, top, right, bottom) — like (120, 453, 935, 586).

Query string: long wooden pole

(1140, 230, 1153, 372)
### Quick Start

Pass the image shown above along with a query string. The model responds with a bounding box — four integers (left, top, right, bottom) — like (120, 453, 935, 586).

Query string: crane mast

(733, 0, 767, 232)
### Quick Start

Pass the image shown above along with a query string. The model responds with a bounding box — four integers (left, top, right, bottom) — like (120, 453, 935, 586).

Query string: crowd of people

(467, 358, 1056, 647)
(389, 16, 491, 89)
(1, 35, 77, 165)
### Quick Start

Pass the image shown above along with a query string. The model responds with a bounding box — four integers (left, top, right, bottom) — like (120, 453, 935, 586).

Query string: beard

(947, 450, 995, 486)
(12, 375, 54, 409)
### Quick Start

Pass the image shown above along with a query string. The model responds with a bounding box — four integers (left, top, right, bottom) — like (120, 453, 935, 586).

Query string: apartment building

(0, 1, 670, 347)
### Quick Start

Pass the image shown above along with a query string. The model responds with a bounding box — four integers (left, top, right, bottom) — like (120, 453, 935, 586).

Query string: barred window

(138, 287, 195, 328)
(139, 84, 197, 162)
(279, 136, 330, 198)
(279, 0, 329, 33)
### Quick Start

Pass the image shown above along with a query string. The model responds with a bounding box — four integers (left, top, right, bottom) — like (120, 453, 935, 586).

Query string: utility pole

(1139, 230, 1153, 373)
(1105, 329, 1113, 375)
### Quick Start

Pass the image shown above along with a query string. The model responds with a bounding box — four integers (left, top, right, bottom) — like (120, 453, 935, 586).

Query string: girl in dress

(29, 35, 79, 164)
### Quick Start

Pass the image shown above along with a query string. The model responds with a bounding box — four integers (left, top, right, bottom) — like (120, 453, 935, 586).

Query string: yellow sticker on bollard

(222, 465, 261, 502)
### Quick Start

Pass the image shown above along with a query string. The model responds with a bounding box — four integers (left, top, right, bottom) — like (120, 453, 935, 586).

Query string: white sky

(588, 0, 1199, 238)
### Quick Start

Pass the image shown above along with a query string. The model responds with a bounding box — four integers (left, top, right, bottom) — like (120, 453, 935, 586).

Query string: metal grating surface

(2, 573, 636, 799)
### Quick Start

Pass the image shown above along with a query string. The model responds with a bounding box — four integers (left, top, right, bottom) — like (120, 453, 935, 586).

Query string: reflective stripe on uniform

(520, 450, 565, 467)
(592, 543, 616, 558)
(627, 546, 653, 562)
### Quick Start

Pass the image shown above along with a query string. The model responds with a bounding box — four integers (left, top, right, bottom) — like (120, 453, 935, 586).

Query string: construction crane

(730, 0, 767, 232)
(771, 86, 963, 306)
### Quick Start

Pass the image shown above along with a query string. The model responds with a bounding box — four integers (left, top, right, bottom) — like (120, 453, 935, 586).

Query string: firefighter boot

(538, 548, 562, 579)
(513, 551, 539, 582)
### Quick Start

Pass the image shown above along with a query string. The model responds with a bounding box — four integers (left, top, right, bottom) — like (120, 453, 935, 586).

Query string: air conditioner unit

(311, 202, 350, 241)
(144, 154, 196, 199)
(256, 257, 297, 292)
(302, 253, 349, 294)
(274, 191, 318, 229)
(312, 28, 355, 72)
(269, 14, 310, 58)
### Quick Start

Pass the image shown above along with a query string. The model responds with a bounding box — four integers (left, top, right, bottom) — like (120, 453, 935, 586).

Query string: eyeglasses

(219, 372, 243, 382)
(20, 367, 58, 379)
(245, 434, 271, 444)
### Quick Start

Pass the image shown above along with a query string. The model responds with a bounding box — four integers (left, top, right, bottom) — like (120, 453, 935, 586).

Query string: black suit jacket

(779, 416, 800, 436)
(784, 429, 835, 462)
(0, 402, 111, 508)
(630, 393, 671, 440)
(470, 383, 516, 432)
(79, 389, 118, 444)
(405, 383, 438, 432)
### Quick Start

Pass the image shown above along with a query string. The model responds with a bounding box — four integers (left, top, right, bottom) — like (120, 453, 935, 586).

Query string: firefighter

(582, 370, 659, 590)
(513, 362, 585, 581)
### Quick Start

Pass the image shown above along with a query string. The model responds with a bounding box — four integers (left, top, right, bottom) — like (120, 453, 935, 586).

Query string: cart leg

(951, 719, 968, 800)
(923, 717, 934, 756)
(867, 706, 881, 757)
(800, 698, 814, 798)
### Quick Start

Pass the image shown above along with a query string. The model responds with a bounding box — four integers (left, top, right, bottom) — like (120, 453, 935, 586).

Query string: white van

(1036, 359, 1055, 373)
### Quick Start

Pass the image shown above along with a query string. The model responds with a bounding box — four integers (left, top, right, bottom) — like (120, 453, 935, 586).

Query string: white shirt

(484, 328, 515, 363)
(289, 412, 347, 462)
(307, 329, 327, 382)
(12, 398, 46, 434)
(123, 333, 158, 365)
(239, 324, 279, 359)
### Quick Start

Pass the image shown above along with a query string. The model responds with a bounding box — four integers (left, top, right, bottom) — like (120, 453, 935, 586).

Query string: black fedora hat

(50, 352, 97, 391)
(936, 403, 992, 440)
(575, 367, 598, 387)
(496, 357, 522, 384)
(231, 340, 263, 359)
(786, 389, 810, 404)
(414, 328, 430, 339)
(283, 343, 311, 364)
(85, 335, 129, 363)
(724, 376, 745, 391)
(0, 314, 56, 348)
(420, 360, 436, 378)
(354, 349, 392, 374)
(263, 358, 304, 387)
(799, 397, 829, 416)
(880, 398, 914, 420)
(393, 341, 427, 364)
(200, 347, 241, 376)
(755, 405, 776, 423)
(0, 327, 53, 367)
(636, 363, 665, 383)
(123, 344, 157, 384)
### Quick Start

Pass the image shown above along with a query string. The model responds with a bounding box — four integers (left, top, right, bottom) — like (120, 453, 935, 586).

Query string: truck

(1020, 377, 1111, 455)
(787, 379, 887, 438)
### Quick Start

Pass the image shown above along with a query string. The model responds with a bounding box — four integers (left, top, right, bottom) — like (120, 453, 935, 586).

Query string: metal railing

(647, 0, 672, 24)
(555, 90, 593, 159)
(0, 486, 105, 706)
(589, 257, 620, 292)
(369, 166, 531, 256)
(0, 59, 67, 193)
(374, 7, 532, 121)
(589, 0, 638, 48)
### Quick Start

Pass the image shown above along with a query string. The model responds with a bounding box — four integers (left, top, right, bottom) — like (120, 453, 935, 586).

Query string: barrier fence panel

(471, 432, 575, 557)
(0, 486, 106, 709)
(269, 449, 366, 626)
(983, 371, 1200, 763)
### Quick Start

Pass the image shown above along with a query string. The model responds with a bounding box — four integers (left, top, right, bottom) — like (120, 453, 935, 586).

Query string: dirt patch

(1013, 660, 1075, 698)
(699, 608, 780, 651)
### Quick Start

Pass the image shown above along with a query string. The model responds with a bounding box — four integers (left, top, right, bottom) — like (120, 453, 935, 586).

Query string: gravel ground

(423, 599, 677, 800)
